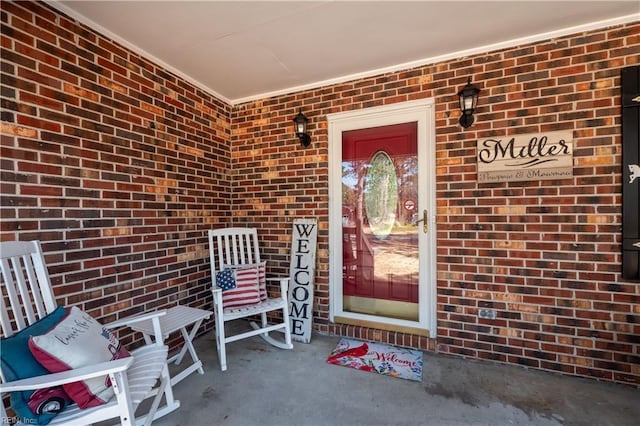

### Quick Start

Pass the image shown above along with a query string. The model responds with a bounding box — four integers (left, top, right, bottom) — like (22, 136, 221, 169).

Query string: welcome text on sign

(288, 219, 317, 343)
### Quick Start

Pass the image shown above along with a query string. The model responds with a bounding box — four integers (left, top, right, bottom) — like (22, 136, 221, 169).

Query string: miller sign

(477, 131, 573, 183)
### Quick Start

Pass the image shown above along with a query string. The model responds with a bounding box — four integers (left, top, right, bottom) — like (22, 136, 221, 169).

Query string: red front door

(341, 122, 419, 321)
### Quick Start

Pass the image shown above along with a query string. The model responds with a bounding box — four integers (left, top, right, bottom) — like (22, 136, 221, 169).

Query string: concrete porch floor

(152, 323, 639, 426)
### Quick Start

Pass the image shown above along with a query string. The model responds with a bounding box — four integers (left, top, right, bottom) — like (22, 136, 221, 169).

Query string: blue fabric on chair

(0, 306, 72, 425)
(216, 268, 236, 291)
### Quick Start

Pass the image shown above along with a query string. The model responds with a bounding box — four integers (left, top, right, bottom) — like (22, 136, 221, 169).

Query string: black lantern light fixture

(292, 111, 311, 147)
(457, 77, 481, 128)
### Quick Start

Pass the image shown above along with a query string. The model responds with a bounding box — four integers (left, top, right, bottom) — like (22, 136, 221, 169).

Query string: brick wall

(1, 1, 231, 346)
(231, 23, 640, 385)
(1, 0, 638, 384)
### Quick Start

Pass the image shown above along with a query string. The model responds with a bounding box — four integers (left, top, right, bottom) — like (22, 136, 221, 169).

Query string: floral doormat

(326, 338, 423, 382)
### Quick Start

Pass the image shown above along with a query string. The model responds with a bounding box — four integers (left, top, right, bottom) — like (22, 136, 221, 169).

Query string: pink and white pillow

(28, 306, 130, 408)
(221, 263, 266, 308)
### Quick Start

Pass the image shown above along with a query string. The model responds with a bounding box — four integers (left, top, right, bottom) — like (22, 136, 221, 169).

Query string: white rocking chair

(208, 228, 293, 371)
(0, 241, 180, 426)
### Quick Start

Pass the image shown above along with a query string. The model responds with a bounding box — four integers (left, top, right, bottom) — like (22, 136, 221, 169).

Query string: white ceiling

(53, 1, 639, 104)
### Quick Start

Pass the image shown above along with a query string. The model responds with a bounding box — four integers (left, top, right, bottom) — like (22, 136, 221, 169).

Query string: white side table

(130, 305, 212, 386)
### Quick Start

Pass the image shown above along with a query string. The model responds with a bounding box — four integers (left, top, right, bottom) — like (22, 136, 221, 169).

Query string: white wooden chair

(208, 228, 293, 371)
(0, 241, 180, 426)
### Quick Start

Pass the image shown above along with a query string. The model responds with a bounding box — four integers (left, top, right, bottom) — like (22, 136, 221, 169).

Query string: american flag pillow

(221, 264, 261, 309)
(224, 261, 267, 301)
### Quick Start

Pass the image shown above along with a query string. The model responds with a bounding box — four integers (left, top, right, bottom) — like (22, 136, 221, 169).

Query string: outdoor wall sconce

(457, 77, 481, 128)
(293, 111, 311, 147)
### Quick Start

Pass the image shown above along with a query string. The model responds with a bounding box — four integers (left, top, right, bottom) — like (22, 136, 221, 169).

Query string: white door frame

(327, 98, 437, 336)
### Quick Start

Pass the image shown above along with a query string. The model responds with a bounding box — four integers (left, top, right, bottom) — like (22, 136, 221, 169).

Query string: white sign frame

(287, 218, 318, 343)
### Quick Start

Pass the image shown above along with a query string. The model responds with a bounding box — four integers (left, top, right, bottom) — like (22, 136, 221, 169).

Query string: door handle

(415, 209, 428, 234)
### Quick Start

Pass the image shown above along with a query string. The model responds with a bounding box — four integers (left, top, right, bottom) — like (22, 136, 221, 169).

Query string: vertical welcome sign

(288, 218, 317, 343)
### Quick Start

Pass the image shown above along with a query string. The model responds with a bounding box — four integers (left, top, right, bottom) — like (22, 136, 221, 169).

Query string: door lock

(415, 209, 428, 233)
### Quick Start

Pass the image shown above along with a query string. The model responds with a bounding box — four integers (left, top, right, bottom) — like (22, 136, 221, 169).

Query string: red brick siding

(1, 1, 231, 346)
(1, 0, 638, 384)
(231, 24, 640, 385)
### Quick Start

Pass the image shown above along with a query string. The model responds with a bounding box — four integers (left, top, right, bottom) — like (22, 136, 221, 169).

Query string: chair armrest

(0, 358, 133, 392)
(266, 276, 289, 294)
(106, 310, 167, 345)
(106, 310, 167, 329)
(266, 276, 290, 283)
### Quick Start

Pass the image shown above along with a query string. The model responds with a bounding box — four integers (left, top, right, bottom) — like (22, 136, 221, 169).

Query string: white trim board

(45, 0, 233, 105)
(234, 13, 640, 105)
(44, 1, 638, 106)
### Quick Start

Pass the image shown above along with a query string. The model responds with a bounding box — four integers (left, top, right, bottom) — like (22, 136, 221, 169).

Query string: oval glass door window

(364, 151, 398, 240)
